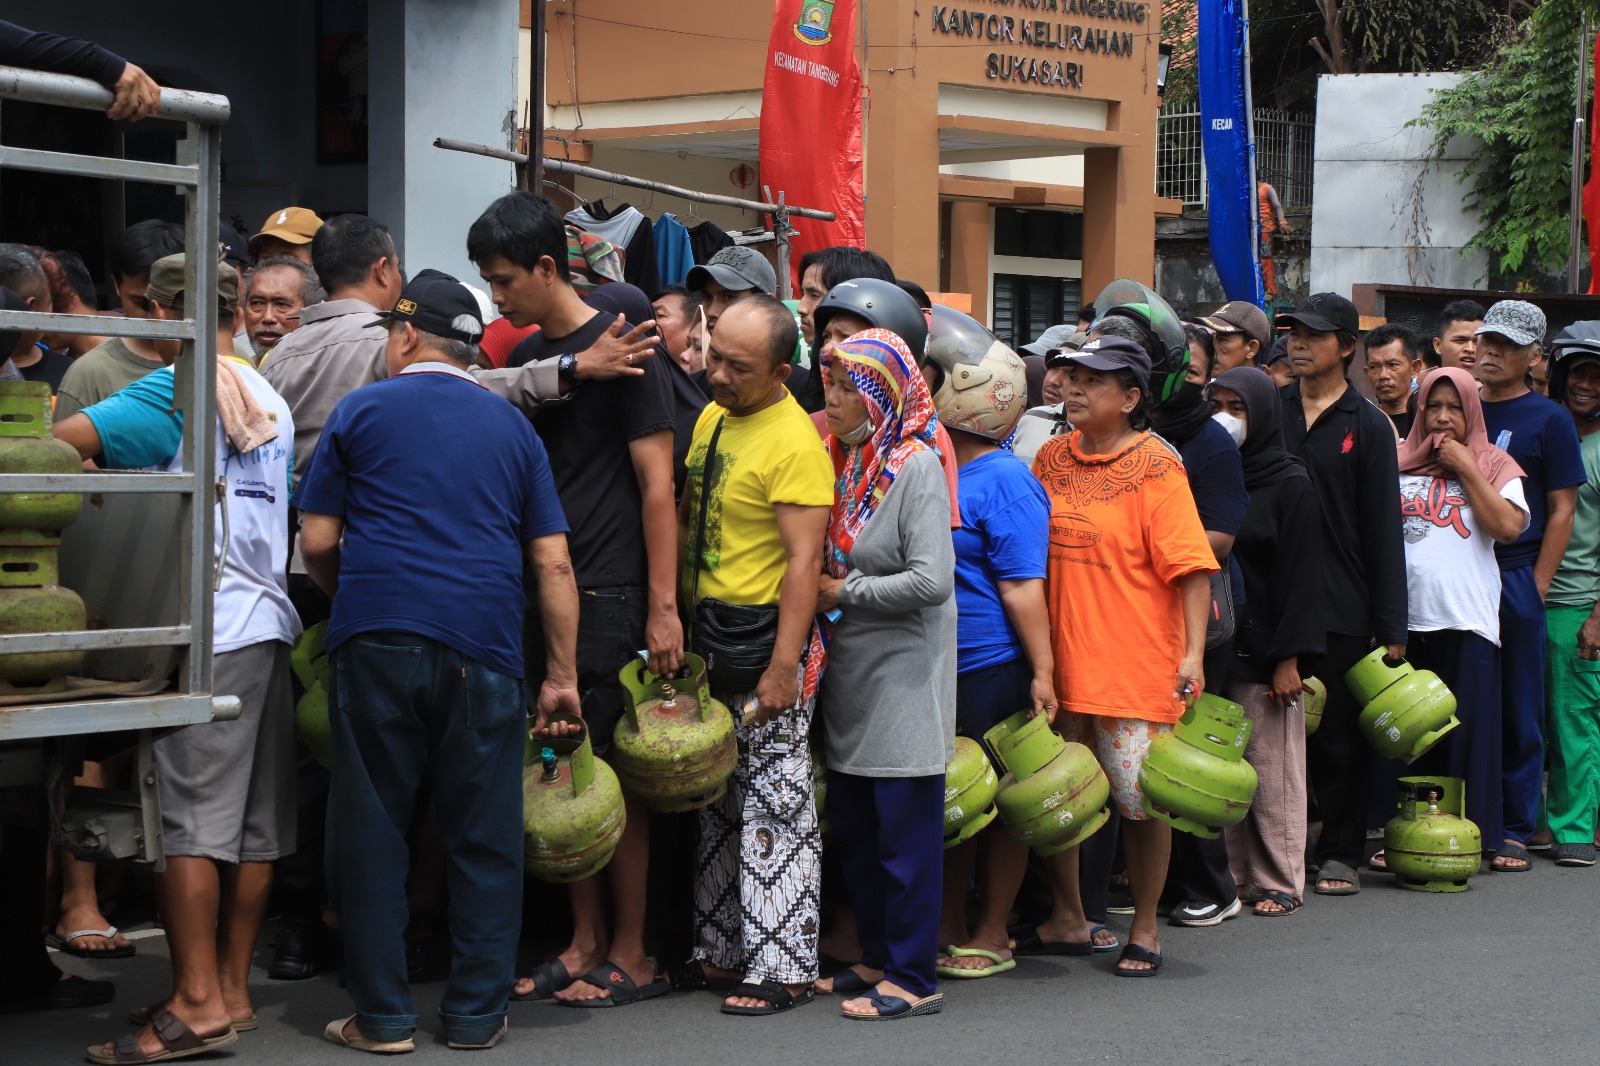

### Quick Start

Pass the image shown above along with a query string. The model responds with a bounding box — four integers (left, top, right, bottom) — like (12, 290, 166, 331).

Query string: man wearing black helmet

(795, 247, 898, 412)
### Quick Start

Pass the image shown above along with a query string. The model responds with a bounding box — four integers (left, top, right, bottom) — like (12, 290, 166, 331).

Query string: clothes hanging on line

(567, 200, 660, 296)
(567, 226, 624, 294)
(654, 214, 695, 287)
(688, 219, 736, 265)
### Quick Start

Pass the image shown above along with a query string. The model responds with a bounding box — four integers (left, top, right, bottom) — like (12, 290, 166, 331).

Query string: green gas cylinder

(984, 710, 1110, 856)
(0, 381, 82, 531)
(1138, 693, 1259, 838)
(1302, 676, 1326, 737)
(0, 531, 83, 693)
(611, 653, 737, 812)
(523, 714, 626, 883)
(1344, 649, 1459, 763)
(1384, 776, 1481, 892)
(943, 737, 999, 849)
(291, 622, 333, 768)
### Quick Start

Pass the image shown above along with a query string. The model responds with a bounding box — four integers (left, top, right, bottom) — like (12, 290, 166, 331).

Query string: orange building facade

(522, 0, 1177, 345)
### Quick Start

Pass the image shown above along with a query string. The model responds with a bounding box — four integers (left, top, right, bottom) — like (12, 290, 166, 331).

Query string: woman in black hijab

(1208, 367, 1326, 917)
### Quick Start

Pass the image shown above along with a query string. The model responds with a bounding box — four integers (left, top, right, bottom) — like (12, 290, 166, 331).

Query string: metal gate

(0, 65, 238, 862)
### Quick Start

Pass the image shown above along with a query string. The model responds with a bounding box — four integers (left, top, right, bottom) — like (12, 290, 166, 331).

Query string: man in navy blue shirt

(294, 270, 579, 1053)
(1477, 300, 1585, 873)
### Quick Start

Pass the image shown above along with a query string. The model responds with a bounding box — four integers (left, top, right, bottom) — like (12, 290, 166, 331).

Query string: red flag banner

(759, 0, 865, 291)
(1587, 31, 1600, 293)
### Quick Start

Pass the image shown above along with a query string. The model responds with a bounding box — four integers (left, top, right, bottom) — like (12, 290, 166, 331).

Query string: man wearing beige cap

(249, 207, 324, 266)
(1200, 300, 1271, 376)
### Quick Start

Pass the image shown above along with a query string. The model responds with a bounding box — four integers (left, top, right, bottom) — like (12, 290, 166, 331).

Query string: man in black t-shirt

(1278, 293, 1407, 897)
(470, 192, 683, 1007)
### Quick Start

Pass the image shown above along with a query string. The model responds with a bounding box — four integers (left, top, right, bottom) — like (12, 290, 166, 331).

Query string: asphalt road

(5, 855, 1596, 1065)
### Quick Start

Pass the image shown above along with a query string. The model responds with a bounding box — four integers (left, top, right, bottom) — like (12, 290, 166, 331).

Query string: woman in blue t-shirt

(918, 319, 1072, 979)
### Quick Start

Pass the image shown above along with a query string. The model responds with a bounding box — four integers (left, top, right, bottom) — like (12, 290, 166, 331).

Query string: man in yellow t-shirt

(677, 296, 831, 1016)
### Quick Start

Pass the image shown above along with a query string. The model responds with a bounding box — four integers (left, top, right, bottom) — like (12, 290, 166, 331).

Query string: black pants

(0, 791, 59, 1001)
(1303, 633, 1374, 870)
(1162, 640, 1238, 907)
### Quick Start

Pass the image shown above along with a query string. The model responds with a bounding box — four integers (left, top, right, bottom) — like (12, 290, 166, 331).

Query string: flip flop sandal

(1491, 843, 1533, 872)
(1252, 890, 1302, 917)
(48, 927, 137, 960)
(509, 958, 573, 1001)
(1113, 943, 1163, 978)
(670, 959, 740, 992)
(558, 961, 672, 1008)
(129, 1002, 257, 1032)
(322, 1014, 414, 1054)
(936, 946, 1016, 979)
(842, 991, 943, 1020)
(87, 1010, 238, 1064)
(1312, 859, 1361, 895)
(818, 969, 874, 996)
(720, 980, 815, 1016)
(1013, 923, 1117, 957)
(1368, 849, 1388, 872)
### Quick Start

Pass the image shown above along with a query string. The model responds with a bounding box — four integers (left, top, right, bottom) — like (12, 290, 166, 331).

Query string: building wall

(369, 0, 520, 287)
(25, 2, 368, 232)
(1310, 72, 1487, 294)
(529, 0, 1161, 297)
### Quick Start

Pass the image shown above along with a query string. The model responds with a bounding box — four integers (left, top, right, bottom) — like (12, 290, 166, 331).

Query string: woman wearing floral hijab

(812, 329, 956, 1021)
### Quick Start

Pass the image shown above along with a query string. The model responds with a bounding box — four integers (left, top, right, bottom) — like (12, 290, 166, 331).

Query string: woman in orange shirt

(1031, 334, 1215, 978)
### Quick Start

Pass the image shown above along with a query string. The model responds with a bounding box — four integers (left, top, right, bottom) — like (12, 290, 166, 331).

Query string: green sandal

(935, 946, 1016, 979)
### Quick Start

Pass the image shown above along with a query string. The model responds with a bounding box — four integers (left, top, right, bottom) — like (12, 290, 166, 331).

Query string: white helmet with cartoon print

(925, 304, 1029, 441)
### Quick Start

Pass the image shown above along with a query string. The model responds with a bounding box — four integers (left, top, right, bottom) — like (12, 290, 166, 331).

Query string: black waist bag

(688, 416, 779, 693)
(693, 598, 778, 694)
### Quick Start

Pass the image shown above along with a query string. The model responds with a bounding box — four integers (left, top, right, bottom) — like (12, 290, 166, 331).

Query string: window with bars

(992, 275, 1082, 352)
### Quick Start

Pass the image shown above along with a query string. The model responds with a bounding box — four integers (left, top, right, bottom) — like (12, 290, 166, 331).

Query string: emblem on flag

(793, 0, 835, 45)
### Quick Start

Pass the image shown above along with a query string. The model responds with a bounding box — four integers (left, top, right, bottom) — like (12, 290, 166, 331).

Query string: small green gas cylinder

(523, 714, 626, 883)
(943, 737, 1000, 849)
(1384, 776, 1481, 893)
(1138, 693, 1259, 839)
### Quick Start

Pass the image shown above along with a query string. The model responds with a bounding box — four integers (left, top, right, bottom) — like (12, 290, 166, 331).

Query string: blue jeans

(327, 631, 525, 1045)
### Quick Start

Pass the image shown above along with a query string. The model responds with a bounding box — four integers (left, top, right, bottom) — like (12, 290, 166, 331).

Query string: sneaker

(1167, 897, 1243, 928)
(1105, 885, 1135, 915)
(1554, 842, 1596, 867)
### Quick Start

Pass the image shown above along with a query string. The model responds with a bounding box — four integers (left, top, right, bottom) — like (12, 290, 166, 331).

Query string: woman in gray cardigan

(810, 328, 956, 1021)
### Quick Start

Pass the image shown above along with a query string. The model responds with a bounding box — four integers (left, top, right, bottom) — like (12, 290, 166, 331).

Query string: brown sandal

(129, 1001, 257, 1032)
(86, 1010, 238, 1064)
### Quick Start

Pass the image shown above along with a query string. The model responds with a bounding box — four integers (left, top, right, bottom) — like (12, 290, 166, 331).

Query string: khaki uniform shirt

(260, 298, 387, 490)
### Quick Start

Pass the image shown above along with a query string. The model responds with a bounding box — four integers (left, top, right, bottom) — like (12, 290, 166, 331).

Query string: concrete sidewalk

(4, 857, 1596, 1065)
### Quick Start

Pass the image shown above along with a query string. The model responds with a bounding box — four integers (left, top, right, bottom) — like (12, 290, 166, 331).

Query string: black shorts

(524, 584, 647, 754)
(955, 655, 1034, 741)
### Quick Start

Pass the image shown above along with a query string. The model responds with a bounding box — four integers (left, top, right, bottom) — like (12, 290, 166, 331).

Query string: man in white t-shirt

(53, 252, 300, 1064)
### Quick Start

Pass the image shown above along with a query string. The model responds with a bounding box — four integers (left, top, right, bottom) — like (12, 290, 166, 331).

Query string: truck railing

(0, 64, 236, 742)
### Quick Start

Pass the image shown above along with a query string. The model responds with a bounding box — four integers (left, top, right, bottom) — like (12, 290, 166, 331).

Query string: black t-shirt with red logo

(1280, 379, 1408, 646)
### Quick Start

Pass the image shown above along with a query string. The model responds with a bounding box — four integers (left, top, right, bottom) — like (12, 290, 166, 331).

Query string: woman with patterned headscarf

(810, 329, 956, 1021)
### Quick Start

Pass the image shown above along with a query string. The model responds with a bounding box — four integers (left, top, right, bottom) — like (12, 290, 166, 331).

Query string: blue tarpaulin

(1198, 0, 1263, 306)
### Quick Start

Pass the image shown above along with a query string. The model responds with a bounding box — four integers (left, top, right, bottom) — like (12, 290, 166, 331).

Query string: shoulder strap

(688, 416, 726, 621)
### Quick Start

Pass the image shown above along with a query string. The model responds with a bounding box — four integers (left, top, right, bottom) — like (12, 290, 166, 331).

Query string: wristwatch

(557, 352, 579, 387)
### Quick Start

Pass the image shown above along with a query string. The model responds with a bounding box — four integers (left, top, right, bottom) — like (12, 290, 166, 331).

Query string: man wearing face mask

(1092, 285, 1247, 930)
